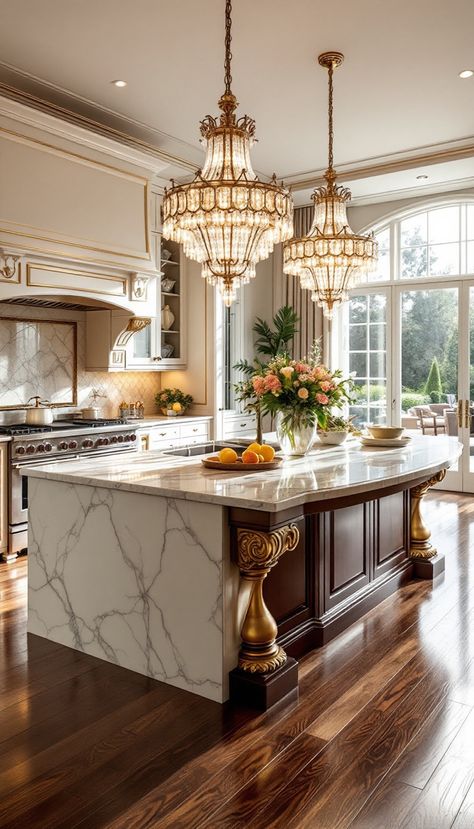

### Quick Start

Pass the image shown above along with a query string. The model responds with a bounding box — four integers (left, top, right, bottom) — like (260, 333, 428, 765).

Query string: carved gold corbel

(410, 469, 446, 559)
(236, 524, 299, 673)
(0, 252, 20, 279)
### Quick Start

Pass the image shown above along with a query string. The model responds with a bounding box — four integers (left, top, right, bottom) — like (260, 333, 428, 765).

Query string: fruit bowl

(201, 443, 282, 471)
(201, 456, 282, 471)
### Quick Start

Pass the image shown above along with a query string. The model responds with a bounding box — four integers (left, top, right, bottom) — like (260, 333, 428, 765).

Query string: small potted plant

(155, 388, 193, 417)
(317, 414, 359, 445)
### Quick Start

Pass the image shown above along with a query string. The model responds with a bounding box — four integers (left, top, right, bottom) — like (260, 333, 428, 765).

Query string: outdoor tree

(424, 357, 443, 401)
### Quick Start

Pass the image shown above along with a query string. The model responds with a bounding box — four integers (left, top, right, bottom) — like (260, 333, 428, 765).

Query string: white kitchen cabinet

(223, 412, 257, 439)
(125, 238, 186, 370)
(138, 418, 212, 451)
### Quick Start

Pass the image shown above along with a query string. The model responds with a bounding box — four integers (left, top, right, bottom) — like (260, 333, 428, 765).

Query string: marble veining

(23, 435, 462, 512)
(0, 318, 75, 407)
(27, 477, 229, 701)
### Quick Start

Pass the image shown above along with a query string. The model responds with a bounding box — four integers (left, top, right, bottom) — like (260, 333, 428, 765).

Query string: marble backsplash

(0, 304, 161, 422)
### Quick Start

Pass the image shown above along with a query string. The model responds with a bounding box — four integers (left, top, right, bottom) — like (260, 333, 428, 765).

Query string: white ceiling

(0, 0, 473, 201)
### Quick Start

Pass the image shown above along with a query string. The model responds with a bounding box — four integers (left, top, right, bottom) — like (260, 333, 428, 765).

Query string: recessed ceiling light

(416, 174, 428, 180)
(111, 79, 127, 88)
(459, 69, 473, 79)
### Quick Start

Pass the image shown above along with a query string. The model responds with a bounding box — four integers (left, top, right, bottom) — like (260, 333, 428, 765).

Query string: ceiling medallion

(283, 52, 378, 319)
(162, 0, 293, 307)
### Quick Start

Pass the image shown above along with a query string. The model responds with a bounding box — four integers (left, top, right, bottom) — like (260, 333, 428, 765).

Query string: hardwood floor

(1, 491, 474, 828)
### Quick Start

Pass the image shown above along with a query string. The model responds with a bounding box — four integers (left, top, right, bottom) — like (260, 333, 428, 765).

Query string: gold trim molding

(26, 262, 128, 297)
(235, 525, 300, 673)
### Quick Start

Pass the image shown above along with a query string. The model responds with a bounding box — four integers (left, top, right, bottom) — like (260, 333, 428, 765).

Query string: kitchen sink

(162, 442, 243, 458)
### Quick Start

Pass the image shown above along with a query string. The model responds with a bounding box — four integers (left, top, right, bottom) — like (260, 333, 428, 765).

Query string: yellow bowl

(367, 425, 404, 439)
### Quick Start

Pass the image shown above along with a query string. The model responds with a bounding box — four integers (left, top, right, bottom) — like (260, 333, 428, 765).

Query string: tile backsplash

(0, 304, 161, 422)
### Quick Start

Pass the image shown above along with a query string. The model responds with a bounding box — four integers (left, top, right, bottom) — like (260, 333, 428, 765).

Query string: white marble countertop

(21, 435, 461, 513)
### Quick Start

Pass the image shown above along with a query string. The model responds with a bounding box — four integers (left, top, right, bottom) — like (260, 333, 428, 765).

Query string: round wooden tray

(201, 456, 283, 472)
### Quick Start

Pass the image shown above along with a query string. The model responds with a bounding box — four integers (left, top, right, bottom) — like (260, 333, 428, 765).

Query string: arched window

(357, 199, 474, 284)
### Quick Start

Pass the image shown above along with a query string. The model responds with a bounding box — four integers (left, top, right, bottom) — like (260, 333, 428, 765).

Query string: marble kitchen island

(23, 435, 461, 709)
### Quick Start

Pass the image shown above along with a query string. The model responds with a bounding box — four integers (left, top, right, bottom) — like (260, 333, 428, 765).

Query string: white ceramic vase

(162, 305, 175, 331)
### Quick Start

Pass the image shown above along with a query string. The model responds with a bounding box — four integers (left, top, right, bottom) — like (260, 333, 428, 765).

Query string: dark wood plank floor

(1, 491, 474, 828)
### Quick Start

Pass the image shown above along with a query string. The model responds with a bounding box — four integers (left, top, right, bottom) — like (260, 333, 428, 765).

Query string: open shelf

(162, 292, 179, 297)
(161, 329, 180, 334)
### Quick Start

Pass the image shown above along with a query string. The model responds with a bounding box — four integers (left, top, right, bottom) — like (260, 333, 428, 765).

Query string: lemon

(172, 402, 182, 413)
(247, 442, 262, 454)
(218, 447, 238, 464)
(259, 444, 275, 462)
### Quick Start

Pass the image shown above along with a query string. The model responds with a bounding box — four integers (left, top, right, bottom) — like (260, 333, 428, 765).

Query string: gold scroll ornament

(236, 524, 300, 673)
(410, 469, 446, 559)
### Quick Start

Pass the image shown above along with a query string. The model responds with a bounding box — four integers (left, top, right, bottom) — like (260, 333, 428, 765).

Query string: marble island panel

(27, 476, 236, 701)
(22, 435, 462, 513)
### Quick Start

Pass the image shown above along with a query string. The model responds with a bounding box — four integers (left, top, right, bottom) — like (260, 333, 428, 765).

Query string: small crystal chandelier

(162, 0, 293, 307)
(283, 52, 378, 319)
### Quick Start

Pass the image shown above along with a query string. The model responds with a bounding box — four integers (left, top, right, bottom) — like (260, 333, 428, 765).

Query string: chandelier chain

(224, 0, 233, 94)
(327, 62, 334, 173)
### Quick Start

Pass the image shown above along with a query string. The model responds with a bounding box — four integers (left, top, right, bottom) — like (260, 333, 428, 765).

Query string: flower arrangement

(251, 351, 355, 451)
(155, 388, 193, 416)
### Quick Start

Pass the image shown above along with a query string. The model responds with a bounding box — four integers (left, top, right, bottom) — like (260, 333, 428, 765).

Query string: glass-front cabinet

(127, 238, 186, 370)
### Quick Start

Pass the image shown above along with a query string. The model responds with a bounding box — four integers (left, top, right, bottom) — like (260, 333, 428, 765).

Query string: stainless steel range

(0, 418, 138, 562)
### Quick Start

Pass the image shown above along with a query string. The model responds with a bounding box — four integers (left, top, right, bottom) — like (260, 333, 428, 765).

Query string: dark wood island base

(229, 468, 447, 709)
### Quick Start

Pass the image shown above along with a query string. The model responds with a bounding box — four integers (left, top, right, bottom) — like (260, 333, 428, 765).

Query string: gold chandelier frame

(283, 51, 378, 318)
(162, 0, 293, 306)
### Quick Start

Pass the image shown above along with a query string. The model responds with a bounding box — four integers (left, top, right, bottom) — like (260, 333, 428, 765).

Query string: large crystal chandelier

(283, 52, 378, 319)
(162, 0, 293, 307)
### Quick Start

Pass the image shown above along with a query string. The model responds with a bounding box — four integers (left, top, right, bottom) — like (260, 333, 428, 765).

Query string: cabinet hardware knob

(240, 422, 247, 427)
(159, 432, 166, 437)
(153, 356, 162, 361)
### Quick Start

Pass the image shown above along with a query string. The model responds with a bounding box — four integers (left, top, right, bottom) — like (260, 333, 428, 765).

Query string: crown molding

(0, 80, 198, 176)
(285, 137, 474, 192)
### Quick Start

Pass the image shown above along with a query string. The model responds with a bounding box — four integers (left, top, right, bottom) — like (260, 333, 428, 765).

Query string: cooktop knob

(15, 445, 26, 455)
(44, 443, 53, 452)
(117, 435, 124, 443)
(110, 436, 118, 444)
(69, 440, 78, 450)
(36, 444, 45, 453)
(59, 441, 68, 450)
(26, 445, 35, 454)
(130, 434, 137, 442)
(102, 437, 109, 446)
(82, 439, 93, 449)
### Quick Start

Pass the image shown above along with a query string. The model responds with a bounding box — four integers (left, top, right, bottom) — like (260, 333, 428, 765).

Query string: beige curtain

(278, 205, 323, 359)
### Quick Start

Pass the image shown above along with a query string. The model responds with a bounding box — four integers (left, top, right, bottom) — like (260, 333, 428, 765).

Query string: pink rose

(252, 376, 266, 395)
(295, 362, 310, 373)
(313, 366, 326, 379)
(316, 393, 329, 404)
(320, 381, 332, 392)
(297, 387, 309, 399)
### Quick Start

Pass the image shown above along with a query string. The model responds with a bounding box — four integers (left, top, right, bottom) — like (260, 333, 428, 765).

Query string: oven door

(10, 455, 80, 526)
